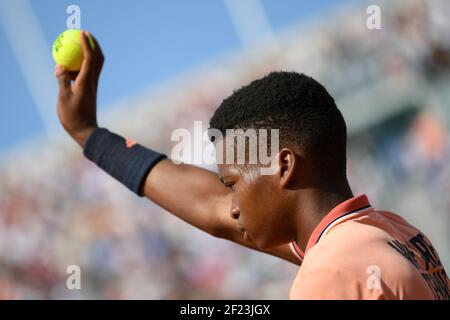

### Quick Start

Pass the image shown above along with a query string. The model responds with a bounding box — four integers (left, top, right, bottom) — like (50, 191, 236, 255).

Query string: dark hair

(209, 71, 348, 177)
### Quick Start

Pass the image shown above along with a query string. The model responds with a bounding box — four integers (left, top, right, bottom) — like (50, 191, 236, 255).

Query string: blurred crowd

(0, 0, 449, 299)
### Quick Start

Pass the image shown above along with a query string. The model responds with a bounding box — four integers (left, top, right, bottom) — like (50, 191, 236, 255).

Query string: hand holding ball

(52, 29, 95, 71)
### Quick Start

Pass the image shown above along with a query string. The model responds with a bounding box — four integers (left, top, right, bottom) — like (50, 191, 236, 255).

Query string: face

(217, 162, 296, 250)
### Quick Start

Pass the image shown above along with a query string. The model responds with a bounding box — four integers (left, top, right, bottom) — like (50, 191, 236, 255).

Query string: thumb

(55, 65, 72, 99)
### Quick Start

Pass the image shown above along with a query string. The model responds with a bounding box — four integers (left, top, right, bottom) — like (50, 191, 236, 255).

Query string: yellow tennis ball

(52, 29, 95, 72)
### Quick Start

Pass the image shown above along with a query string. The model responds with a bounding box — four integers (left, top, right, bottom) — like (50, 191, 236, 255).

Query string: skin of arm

(144, 159, 301, 265)
(54, 31, 300, 266)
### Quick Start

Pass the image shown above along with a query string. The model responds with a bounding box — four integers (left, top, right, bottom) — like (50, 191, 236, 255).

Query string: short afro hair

(209, 71, 348, 177)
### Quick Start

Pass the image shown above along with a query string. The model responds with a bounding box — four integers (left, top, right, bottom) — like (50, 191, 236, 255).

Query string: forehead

(213, 135, 234, 158)
(214, 137, 276, 180)
(217, 163, 240, 178)
(213, 136, 237, 172)
(213, 133, 262, 167)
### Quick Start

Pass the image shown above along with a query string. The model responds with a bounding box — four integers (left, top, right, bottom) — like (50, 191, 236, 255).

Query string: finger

(86, 31, 104, 64)
(68, 71, 79, 81)
(76, 31, 94, 85)
(84, 31, 104, 78)
(55, 65, 72, 99)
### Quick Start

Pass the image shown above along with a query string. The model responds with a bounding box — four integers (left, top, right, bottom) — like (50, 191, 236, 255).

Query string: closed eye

(220, 177, 235, 190)
(220, 177, 234, 191)
(224, 182, 234, 190)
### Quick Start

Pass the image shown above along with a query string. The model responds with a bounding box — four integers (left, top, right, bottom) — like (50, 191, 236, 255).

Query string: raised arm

(144, 159, 300, 265)
(55, 31, 300, 266)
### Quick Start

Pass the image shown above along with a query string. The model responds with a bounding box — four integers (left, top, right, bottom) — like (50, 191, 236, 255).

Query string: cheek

(237, 182, 274, 229)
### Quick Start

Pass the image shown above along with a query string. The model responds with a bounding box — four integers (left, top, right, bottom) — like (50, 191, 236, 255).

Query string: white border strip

(320, 206, 373, 240)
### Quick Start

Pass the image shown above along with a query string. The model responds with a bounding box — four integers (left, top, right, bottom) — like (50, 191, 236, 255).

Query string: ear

(278, 148, 298, 188)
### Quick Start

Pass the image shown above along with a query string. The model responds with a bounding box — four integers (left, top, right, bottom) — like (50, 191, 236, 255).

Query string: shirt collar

(303, 194, 372, 255)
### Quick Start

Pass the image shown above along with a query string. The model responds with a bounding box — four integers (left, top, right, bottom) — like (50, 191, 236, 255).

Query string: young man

(55, 32, 449, 299)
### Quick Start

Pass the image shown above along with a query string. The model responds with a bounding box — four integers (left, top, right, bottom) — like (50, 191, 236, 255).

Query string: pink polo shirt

(289, 195, 449, 300)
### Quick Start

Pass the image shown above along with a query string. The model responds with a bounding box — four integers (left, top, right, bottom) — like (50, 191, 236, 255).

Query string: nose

(230, 206, 240, 220)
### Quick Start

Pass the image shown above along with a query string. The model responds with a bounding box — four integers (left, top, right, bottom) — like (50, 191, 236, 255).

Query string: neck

(294, 181, 353, 252)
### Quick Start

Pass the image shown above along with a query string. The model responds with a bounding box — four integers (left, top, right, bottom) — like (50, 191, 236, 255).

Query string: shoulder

(290, 219, 417, 299)
(305, 219, 392, 267)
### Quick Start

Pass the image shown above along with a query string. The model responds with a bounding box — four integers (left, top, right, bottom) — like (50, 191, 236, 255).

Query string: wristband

(83, 127, 166, 196)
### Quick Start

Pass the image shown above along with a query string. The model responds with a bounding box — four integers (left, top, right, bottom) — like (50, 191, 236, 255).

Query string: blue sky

(0, 0, 349, 153)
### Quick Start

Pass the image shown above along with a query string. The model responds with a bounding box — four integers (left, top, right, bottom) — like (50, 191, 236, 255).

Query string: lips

(238, 226, 250, 241)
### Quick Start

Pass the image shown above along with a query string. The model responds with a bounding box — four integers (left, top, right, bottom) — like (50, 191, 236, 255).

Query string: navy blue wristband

(83, 128, 166, 196)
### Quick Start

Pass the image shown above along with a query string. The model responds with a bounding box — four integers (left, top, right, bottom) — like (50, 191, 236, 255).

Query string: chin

(253, 236, 279, 250)
(254, 232, 289, 250)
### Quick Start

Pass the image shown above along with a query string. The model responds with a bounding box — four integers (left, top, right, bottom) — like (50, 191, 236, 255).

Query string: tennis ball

(52, 29, 95, 72)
